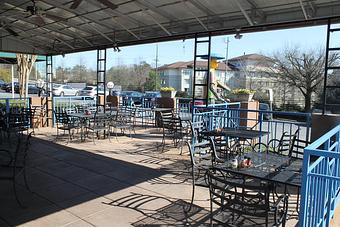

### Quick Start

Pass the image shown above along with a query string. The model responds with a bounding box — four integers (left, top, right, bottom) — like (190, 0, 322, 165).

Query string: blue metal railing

(299, 124, 340, 227)
(192, 105, 312, 145)
(0, 98, 31, 113)
(52, 96, 96, 125)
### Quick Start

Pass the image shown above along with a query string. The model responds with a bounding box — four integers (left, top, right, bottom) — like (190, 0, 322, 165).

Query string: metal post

(96, 49, 107, 112)
(224, 37, 230, 85)
(155, 44, 158, 91)
(11, 65, 14, 98)
(322, 19, 331, 115)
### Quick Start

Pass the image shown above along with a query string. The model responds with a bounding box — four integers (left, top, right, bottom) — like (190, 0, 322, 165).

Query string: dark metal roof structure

(1, 0, 340, 55)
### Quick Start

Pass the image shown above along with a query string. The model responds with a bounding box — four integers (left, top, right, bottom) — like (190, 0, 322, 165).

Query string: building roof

(159, 60, 233, 71)
(228, 54, 272, 62)
(0, 1, 340, 55)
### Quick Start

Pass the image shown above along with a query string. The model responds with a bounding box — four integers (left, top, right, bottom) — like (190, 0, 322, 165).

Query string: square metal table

(68, 112, 111, 141)
(215, 152, 302, 188)
(202, 127, 269, 140)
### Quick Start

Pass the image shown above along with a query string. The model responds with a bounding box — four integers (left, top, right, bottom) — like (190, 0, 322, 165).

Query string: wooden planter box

(160, 90, 177, 98)
(230, 93, 254, 102)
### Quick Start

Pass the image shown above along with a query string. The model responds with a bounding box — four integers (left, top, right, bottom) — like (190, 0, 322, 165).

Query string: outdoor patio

(0, 126, 303, 226)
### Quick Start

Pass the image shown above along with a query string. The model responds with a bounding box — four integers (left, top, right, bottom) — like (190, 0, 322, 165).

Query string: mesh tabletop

(216, 152, 302, 187)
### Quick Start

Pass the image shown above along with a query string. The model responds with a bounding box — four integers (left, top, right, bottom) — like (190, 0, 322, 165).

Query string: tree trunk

(304, 91, 312, 112)
(16, 54, 37, 99)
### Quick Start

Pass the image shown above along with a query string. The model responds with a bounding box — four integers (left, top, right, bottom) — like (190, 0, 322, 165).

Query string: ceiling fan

(25, 0, 64, 26)
(6, 0, 64, 27)
(70, 0, 118, 10)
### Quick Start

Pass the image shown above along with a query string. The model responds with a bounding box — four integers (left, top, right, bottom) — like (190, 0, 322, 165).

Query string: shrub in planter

(160, 87, 177, 98)
(229, 89, 255, 102)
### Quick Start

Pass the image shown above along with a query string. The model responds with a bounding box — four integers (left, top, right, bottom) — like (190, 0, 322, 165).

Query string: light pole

(155, 43, 159, 91)
(224, 37, 230, 85)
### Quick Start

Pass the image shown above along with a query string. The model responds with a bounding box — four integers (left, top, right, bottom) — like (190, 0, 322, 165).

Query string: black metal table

(215, 152, 302, 188)
(68, 112, 110, 141)
(202, 127, 268, 140)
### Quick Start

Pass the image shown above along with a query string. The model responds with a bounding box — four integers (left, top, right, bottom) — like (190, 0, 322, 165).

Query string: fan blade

(70, 0, 83, 9)
(44, 13, 64, 21)
(31, 15, 45, 26)
(97, 0, 118, 10)
(5, 27, 19, 36)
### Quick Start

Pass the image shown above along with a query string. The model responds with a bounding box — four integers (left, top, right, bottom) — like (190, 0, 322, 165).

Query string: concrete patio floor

(0, 127, 299, 226)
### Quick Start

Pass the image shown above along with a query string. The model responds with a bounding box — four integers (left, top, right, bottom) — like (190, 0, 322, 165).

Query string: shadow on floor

(0, 136, 169, 226)
(106, 192, 210, 226)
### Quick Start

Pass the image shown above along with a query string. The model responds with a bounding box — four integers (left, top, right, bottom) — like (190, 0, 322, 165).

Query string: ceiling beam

(186, 0, 216, 16)
(134, 0, 176, 22)
(299, 0, 309, 20)
(182, 0, 208, 31)
(246, 0, 266, 19)
(141, 10, 172, 36)
(111, 17, 140, 40)
(7, 36, 47, 54)
(233, 0, 254, 26)
(79, 18, 113, 42)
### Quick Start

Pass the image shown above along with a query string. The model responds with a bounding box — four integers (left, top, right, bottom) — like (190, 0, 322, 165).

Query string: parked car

(259, 103, 272, 120)
(5, 82, 18, 92)
(12, 83, 41, 94)
(78, 86, 108, 97)
(0, 82, 8, 90)
(52, 84, 79, 96)
(120, 91, 144, 105)
(0, 80, 6, 89)
(28, 84, 40, 94)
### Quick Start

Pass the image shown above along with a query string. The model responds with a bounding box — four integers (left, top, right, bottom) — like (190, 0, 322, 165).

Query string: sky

(52, 25, 328, 70)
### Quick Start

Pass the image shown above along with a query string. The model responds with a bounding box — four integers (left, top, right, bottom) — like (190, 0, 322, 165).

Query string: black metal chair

(0, 132, 33, 207)
(86, 112, 111, 144)
(5, 109, 31, 137)
(183, 136, 223, 212)
(110, 107, 136, 139)
(207, 168, 288, 226)
(252, 129, 299, 156)
(54, 111, 79, 142)
(160, 112, 188, 152)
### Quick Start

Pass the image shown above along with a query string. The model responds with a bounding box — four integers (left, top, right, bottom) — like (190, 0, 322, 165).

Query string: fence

(299, 124, 340, 227)
(52, 96, 97, 124)
(192, 105, 312, 145)
(0, 98, 31, 113)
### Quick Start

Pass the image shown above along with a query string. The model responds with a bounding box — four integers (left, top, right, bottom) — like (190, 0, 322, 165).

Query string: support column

(96, 49, 107, 112)
(45, 55, 53, 126)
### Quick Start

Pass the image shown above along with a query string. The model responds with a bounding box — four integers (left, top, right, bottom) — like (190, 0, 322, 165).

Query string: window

(182, 69, 191, 76)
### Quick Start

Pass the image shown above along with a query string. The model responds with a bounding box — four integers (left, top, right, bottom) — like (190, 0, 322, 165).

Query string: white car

(78, 86, 109, 97)
(52, 84, 79, 96)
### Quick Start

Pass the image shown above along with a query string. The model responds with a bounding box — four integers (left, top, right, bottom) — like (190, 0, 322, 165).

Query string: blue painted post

(299, 149, 311, 227)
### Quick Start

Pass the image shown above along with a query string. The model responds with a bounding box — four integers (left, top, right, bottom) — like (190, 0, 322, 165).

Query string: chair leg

(13, 175, 25, 208)
(23, 167, 31, 192)
(184, 165, 195, 213)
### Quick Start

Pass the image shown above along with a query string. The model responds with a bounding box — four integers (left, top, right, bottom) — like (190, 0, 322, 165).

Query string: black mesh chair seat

(207, 168, 288, 227)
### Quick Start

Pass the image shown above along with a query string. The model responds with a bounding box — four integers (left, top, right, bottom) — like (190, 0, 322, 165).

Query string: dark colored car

(120, 91, 144, 105)
(0, 82, 8, 90)
(0, 80, 6, 89)
(14, 83, 39, 94)
(5, 82, 18, 92)
(259, 103, 272, 120)
(28, 84, 40, 94)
